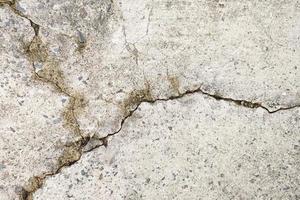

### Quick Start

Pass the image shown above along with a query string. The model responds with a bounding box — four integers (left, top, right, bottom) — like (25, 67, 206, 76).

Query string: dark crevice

(96, 86, 300, 147)
(20, 85, 300, 199)
(2, 0, 41, 34)
(14, 4, 88, 199)
(4, 2, 299, 198)
(29, 20, 39, 36)
(20, 137, 90, 200)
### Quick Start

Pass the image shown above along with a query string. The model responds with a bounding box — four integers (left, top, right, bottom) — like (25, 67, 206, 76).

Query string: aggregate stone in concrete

(0, 6, 78, 200)
(0, 0, 299, 199)
(33, 94, 300, 200)
(14, 0, 300, 138)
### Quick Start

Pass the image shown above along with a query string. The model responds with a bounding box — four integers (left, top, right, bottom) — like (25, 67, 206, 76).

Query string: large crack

(20, 84, 300, 199)
(17, 20, 92, 200)
(2, 1, 300, 199)
(98, 85, 300, 143)
(0, 0, 39, 34)
(0, 2, 93, 199)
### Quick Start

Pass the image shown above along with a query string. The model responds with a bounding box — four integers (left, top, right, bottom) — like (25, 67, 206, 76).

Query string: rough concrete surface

(0, 0, 299, 200)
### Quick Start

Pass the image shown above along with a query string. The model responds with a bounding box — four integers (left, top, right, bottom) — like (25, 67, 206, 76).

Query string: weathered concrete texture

(0, 0, 300, 199)
(0, 5, 78, 200)
(15, 0, 300, 138)
(33, 94, 300, 200)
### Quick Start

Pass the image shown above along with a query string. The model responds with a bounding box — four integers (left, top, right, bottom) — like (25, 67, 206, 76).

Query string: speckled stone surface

(0, 0, 299, 199)
(33, 94, 300, 200)
(0, 6, 78, 200)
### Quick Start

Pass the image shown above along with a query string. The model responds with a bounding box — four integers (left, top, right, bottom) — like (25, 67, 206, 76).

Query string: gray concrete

(34, 94, 300, 200)
(0, 0, 299, 199)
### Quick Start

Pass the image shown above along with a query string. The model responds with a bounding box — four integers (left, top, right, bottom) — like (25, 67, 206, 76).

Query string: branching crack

(22, 84, 299, 199)
(20, 32, 90, 200)
(97, 85, 300, 144)
(20, 23, 300, 199)
(19, 82, 300, 200)
(6, 4, 90, 199)
(3, 2, 299, 199)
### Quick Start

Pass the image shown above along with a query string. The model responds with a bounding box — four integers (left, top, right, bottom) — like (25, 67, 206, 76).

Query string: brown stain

(62, 93, 87, 137)
(24, 35, 88, 138)
(36, 62, 67, 91)
(24, 34, 66, 94)
(25, 36, 48, 63)
(19, 140, 86, 200)
(19, 26, 89, 199)
(122, 83, 153, 115)
(168, 76, 180, 94)
(20, 177, 43, 200)
(0, 0, 13, 6)
(57, 144, 81, 167)
(24, 37, 65, 92)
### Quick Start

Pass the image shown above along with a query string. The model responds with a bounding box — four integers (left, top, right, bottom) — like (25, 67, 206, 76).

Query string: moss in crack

(20, 176, 43, 200)
(207, 91, 262, 109)
(58, 144, 81, 167)
(25, 36, 48, 63)
(122, 84, 153, 115)
(238, 100, 261, 108)
(36, 62, 67, 92)
(62, 93, 87, 136)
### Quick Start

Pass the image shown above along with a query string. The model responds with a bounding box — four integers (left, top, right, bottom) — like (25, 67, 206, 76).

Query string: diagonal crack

(21, 84, 300, 199)
(97, 85, 300, 143)
(2, 3, 91, 199)
(3, 2, 299, 199)
(1, 0, 39, 35)
(18, 27, 91, 200)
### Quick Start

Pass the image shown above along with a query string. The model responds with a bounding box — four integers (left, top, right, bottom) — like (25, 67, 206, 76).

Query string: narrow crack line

(21, 136, 90, 200)
(12, 5, 89, 199)
(4, 2, 299, 198)
(1, 0, 40, 34)
(22, 85, 299, 199)
(22, 48, 89, 199)
(97, 86, 300, 145)
(197, 88, 300, 114)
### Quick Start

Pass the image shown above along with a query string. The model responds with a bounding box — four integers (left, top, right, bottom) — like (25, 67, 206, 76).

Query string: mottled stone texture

(33, 94, 300, 200)
(0, 0, 299, 200)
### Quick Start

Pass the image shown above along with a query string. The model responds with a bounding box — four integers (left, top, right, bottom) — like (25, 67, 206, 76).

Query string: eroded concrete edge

(1, 1, 300, 200)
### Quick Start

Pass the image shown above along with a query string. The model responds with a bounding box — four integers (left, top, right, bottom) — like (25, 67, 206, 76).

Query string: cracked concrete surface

(0, 0, 299, 199)
(33, 94, 300, 199)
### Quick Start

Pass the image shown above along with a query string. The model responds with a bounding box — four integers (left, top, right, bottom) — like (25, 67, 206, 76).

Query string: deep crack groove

(1, 0, 40, 32)
(98, 86, 300, 144)
(10, 5, 88, 199)
(23, 85, 299, 200)
(4, 3, 299, 199)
